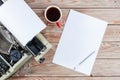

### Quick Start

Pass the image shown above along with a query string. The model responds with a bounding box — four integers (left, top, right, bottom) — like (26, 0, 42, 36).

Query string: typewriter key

(10, 50, 22, 65)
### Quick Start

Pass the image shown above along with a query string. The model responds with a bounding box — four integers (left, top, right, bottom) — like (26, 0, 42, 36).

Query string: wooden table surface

(9, 0, 120, 80)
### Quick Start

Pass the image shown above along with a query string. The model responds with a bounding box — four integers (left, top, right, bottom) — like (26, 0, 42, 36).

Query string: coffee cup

(44, 5, 62, 28)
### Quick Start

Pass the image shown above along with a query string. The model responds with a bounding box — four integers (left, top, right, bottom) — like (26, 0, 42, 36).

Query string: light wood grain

(93, 59, 120, 76)
(25, 0, 120, 9)
(40, 25, 120, 42)
(9, 76, 120, 80)
(11, 42, 120, 76)
(41, 25, 120, 42)
(8, 0, 120, 80)
(12, 59, 120, 77)
(33, 9, 120, 25)
(11, 41, 120, 77)
(46, 42, 120, 59)
(25, 0, 35, 3)
(98, 42, 120, 58)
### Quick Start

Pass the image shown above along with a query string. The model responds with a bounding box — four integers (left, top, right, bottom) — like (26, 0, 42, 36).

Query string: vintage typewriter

(0, 0, 52, 80)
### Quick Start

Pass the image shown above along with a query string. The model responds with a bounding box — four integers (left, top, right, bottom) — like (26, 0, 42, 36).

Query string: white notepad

(0, 0, 46, 46)
(53, 9, 108, 75)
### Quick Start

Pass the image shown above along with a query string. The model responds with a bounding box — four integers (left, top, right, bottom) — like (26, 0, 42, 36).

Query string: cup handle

(56, 22, 62, 28)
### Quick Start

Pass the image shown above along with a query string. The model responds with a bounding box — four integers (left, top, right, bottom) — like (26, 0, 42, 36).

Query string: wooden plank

(42, 25, 120, 42)
(41, 24, 120, 42)
(9, 76, 120, 80)
(22, 41, 119, 59)
(25, 0, 120, 9)
(25, 0, 35, 3)
(103, 25, 120, 41)
(12, 59, 120, 77)
(11, 42, 120, 76)
(45, 42, 120, 59)
(98, 42, 120, 58)
(93, 59, 120, 76)
(33, 9, 120, 42)
(40, 25, 120, 42)
(33, 9, 120, 25)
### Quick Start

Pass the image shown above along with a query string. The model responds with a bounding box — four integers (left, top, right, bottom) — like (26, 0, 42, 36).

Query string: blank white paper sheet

(0, 0, 46, 46)
(53, 9, 108, 75)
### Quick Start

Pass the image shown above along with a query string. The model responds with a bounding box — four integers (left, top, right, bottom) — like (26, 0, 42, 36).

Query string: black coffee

(46, 7, 61, 22)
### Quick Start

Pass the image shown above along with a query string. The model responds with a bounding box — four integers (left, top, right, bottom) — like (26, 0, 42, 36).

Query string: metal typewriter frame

(0, 33, 51, 80)
(0, 0, 52, 80)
